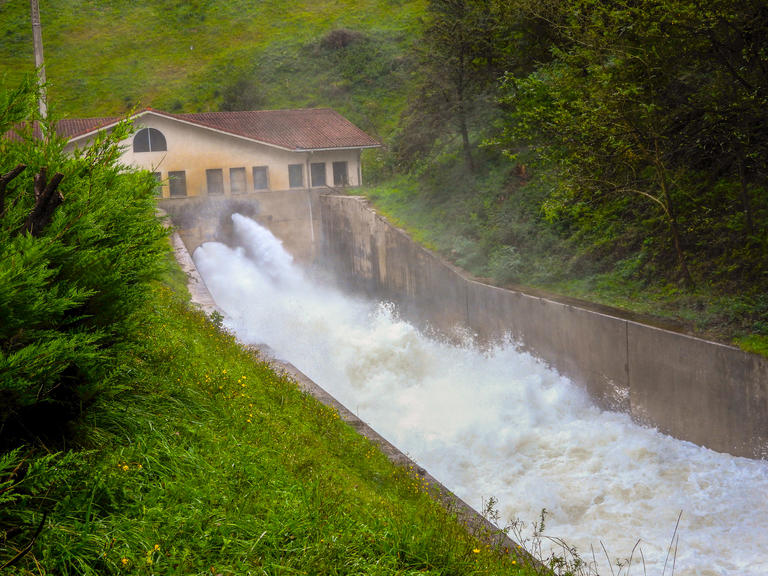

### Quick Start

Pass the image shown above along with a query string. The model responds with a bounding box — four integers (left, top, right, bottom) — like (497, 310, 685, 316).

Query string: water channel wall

(158, 189, 322, 263)
(161, 192, 768, 459)
(317, 195, 768, 460)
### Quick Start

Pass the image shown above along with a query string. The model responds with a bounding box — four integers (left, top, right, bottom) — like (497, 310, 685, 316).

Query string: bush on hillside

(0, 78, 169, 447)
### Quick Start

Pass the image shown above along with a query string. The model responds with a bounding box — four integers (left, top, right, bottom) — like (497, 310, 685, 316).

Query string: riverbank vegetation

(1, 80, 533, 574)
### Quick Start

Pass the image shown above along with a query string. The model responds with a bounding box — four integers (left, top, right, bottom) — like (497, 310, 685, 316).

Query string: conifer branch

(0, 163, 26, 216)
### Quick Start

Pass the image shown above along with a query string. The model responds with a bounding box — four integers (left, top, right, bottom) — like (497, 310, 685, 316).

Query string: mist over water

(194, 214, 768, 576)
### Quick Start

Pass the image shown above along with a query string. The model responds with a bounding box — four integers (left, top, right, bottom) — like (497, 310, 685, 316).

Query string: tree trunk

(24, 167, 65, 237)
(736, 153, 755, 236)
(458, 103, 474, 173)
(655, 156, 693, 287)
(454, 44, 475, 173)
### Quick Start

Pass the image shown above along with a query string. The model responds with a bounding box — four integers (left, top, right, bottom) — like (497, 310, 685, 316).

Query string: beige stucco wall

(66, 113, 364, 197)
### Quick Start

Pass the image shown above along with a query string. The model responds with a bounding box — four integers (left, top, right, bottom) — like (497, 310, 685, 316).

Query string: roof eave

(296, 144, 381, 152)
(67, 109, 296, 152)
(64, 117, 131, 144)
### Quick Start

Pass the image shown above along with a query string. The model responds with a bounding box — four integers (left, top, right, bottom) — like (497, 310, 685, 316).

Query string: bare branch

(23, 168, 65, 237)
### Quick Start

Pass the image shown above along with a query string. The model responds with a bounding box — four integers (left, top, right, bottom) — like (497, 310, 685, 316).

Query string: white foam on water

(194, 214, 768, 576)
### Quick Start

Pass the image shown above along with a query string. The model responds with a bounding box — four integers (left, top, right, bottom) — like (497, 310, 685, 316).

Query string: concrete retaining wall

(158, 188, 322, 262)
(318, 195, 768, 459)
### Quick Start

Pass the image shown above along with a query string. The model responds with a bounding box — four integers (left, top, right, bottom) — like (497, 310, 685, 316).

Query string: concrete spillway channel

(170, 230, 531, 563)
(164, 194, 768, 575)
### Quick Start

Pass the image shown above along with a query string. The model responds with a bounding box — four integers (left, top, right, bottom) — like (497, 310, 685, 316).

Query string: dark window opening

(332, 161, 349, 186)
(168, 171, 186, 197)
(288, 164, 304, 188)
(230, 167, 247, 195)
(133, 127, 167, 152)
(206, 169, 224, 195)
(310, 162, 326, 187)
(252, 166, 269, 190)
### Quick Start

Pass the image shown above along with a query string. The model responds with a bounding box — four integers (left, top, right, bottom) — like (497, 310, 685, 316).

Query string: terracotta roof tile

(54, 108, 379, 151)
(163, 109, 380, 150)
(56, 116, 123, 139)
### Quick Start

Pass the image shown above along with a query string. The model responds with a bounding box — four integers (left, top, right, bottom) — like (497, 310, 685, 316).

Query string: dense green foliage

(498, 0, 768, 288)
(0, 77, 168, 447)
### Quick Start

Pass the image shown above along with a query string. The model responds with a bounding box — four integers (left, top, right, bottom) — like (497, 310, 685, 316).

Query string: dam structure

(173, 201, 768, 576)
(161, 190, 768, 461)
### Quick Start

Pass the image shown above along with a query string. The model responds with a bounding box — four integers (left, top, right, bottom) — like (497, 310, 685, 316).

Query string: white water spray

(194, 214, 768, 576)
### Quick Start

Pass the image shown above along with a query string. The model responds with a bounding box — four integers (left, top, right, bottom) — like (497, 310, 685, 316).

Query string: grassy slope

(3, 267, 531, 574)
(1, 0, 422, 135)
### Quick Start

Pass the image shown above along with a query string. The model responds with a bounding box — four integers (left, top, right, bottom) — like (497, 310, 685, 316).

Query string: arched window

(133, 127, 167, 152)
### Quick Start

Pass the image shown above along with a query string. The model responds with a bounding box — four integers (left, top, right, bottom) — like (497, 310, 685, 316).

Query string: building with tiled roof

(62, 108, 380, 198)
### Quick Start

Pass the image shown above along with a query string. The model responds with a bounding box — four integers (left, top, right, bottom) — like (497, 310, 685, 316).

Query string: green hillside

(0, 0, 424, 138)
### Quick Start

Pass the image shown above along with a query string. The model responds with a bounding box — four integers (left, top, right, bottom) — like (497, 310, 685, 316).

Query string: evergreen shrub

(0, 79, 169, 447)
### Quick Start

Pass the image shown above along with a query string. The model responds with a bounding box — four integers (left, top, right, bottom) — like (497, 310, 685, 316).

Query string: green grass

(1, 278, 532, 574)
(0, 0, 424, 140)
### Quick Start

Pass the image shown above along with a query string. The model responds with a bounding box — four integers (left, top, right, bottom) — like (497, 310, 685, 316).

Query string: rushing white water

(194, 214, 768, 576)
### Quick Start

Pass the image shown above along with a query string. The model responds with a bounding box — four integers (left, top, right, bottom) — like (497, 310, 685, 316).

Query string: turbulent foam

(194, 214, 768, 576)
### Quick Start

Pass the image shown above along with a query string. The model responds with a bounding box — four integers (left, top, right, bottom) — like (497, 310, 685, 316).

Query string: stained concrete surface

(318, 195, 768, 459)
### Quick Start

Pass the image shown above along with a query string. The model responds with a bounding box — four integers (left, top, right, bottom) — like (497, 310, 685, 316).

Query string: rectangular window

(206, 169, 224, 195)
(288, 164, 304, 188)
(310, 162, 326, 187)
(152, 171, 163, 196)
(332, 161, 349, 186)
(252, 166, 269, 190)
(230, 167, 246, 195)
(168, 170, 187, 197)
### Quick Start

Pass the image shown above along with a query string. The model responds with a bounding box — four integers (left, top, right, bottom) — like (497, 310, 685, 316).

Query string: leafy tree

(394, 0, 511, 172)
(0, 78, 169, 447)
(497, 0, 768, 286)
(663, 0, 768, 237)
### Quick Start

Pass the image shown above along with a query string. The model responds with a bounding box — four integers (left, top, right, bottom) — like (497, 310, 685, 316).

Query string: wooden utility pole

(30, 0, 47, 119)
